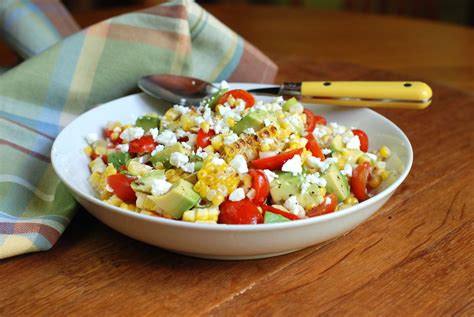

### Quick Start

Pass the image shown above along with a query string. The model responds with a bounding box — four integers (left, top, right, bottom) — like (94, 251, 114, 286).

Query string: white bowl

(51, 83, 413, 260)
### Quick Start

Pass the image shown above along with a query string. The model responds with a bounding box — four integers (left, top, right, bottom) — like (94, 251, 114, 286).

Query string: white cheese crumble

(181, 162, 195, 173)
(224, 133, 239, 145)
(243, 128, 255, 135)
(173, 104, 190, 115)
(313, 125, 330, 138)
(151, 144, 165, 156)
(263, 118, 272, 126)
(116, 143, 129, 153)
(219, 80, 230, 89)
(230, 155, 248, 174)
(148, 127, 159, 140)
(105, 184, 114, 193)
(229, 188, 246, 202)
(273, 96, 285, 105)
(262, 169, 278, 183)
(329, 122, 347, 135)
(306, 156, 339, 173)
(341, 164, 353, 176)
(120, 127, 144, 142)
(194, 147, 208, 159)
(284, 196, 305, 217)
(151, 179, 172, 196)
(259, 151, 279, 159)
(181, 142, 192, 150)
(211, 157, 225, 165)
(325, 196, 332, 205)
(281, 154, 302, 175)
(344, 135, 361, 150)
(170, 152, 189, 169)
(365, 152, 378, 161)
(322, 148, 332, 155)
(155, 130, 177, 146)
(86, 133, 98, 145)
(289, 102, 304, 114)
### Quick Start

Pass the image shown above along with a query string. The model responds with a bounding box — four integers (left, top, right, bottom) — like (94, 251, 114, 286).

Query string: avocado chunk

(107, 152, 130, 169)
(143, 179, 200, 219)
(330, 135, 344, 152)
(150, 143, 185, 168)
(323, 166, 350, 202)
(135, 115, 160, 132)
(282, 97, 299, 112)
(127, 159, 153, 176)
(264, 211, 291, 223)
(131, 170, 165, 194)
(297, 183, 324, 209)
(270, 172, 303, 203)
(232, 110, 267, 134)
(340, 149, 363, 165)
(206, 88, 229, 109)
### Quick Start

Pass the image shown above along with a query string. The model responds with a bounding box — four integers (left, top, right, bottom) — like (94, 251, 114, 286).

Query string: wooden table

(2, 4, 473, 316)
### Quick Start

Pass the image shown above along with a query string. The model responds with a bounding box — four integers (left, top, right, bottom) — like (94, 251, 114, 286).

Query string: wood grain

(1, 4, 473, 316)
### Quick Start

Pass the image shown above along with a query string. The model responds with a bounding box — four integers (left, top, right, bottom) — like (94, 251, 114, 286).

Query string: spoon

(138, 74, 432, 109)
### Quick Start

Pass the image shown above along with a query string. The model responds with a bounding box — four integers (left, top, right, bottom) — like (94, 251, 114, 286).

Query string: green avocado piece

(323, 167, 350, 202)
(207, 88, 229, 109)
(144, 179, 200, 219)
(282, 97, 299, 112)
(264, 211, 291, 223)
(341, 149, 363, 165)
(270, 172, 303, 203)
(107, 152, 130, 169)
(135, 115, 160, 132)
(297, 183, 324, 210)
(330, 135, 344, 152)
(232, 110, 267, 135)
(131, 170, 165, 193)
(150, 143, 185, 168)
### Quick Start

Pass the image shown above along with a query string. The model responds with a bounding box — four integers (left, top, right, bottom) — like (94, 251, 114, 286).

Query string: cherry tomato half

(251, 148, 303, 170)
(262, 205, 300, 220)
(218, 198, 263, 224)
(196, 129, 215, 149)
(306, 193, 338, 217)
(352, 129, 369, 152)
(217, 89, 255, 108)
(305, 133, 325, 160)
(351, 162, 371, 202)
(107, 174, 136, 203)
(248, 169, 270, 205)
(128, 135, 156, 153)
(303, 109, 327, 132)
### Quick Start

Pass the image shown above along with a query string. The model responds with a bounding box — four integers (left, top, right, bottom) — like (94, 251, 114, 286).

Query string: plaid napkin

(0, 0, 278, 259)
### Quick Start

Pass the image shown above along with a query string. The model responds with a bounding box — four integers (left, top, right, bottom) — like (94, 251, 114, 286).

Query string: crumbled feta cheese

(224, 133, 239, 145)
(287, 115, 303, 132)
(263, 118, 272, 126)
(246, 188, 256, 200)
(86, 133, 98, 145)
(213, 118, 230, 134)
(175, 129, 187, 138)
(259, 151, 279, 159)
(229, 188, 246, 202)
(155, 130, 177, 146)
(325, 196, 332, 205)
(284, 196, 305, 217)
(148, 127, 159, 140)
(211, 157, 225, 165)
(344, 135, 361, 150)
(273, 96, 285, 105)
(261, 138, 275, 145)
(219, 80, 230, 89)
(306, 156, 338, 173)
(219, 104, 242, 121)
(313, 126, 330, 138)
(262, 169, 278, 183)
(181, 142, 192, 150)
(186, 133, 197, 147)
(181, 162, 195, 173)
(116, 143, 129, 153)
(329, 122, 347, 135)
(120, 127, 144, 142)
(170, 152, 189, 169)
(230, 154, 248, 174)
(151, 179, 172, 196)
(105, 184, 114, 193)
(322, 148, 332, 155)
(341, 164, 353, 176)
(306, 173, 327, 187)
(173, 104, 190, 115)
(138, 154, 151, 164)
(151, 144, 164, 156)
(282, 154, 302, 175)
(194, 116, 205, 126)
(365, 153, 378, 161)
(320, 157, 338, 172)
(195, 147, 208, 159)
(243, 128, 255, 135)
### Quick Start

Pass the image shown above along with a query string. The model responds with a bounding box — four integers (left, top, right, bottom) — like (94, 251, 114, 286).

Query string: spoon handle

(299, 81, 432, 109)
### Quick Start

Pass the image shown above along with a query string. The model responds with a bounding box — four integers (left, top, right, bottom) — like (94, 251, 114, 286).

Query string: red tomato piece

(306, 193, 338, 217)
(196, 129, 215, 149)
(305, 133, 325, 160)
(351, 162, 371, 201)
(251, 148, 303, 170)
(262, 205, 300, 220)
(90, 152, 108, 164)
(218, 198, 263, 224)
(352, 129, 369, 152)
(248, 170, 270, 205)
(104, 128, 123, 144)
(107, 174, 136, 203)
(128, 135, 156, 153)
(303, 109, 327, 132)
(217, 89, 255, 108)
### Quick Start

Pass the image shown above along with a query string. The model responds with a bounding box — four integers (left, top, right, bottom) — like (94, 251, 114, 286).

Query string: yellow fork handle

(300, 81, 432, 109)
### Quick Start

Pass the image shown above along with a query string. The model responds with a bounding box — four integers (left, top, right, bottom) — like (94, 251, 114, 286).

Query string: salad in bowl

(84, 87, 402, 225)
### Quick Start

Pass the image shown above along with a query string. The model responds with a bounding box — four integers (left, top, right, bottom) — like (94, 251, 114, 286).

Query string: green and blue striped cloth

(0, 0, 277, 259)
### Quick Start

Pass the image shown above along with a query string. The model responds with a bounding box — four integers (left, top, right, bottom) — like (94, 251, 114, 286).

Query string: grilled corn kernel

(165, 169, 183, 183)
(164, 108, 180, 120)
(84, 146, 93, 156)
(111, 132, 119, 140)
(105, 164, 117, 177)
(260, 143, 271, 152)
(380, 170, 390, 180)
(368, 175, 382, 188)
(182, 209, 196, 222)
(344, 197, 359, 205)
(379, 146, 391, 159)
(358, 155, 371, 164)
(242, 174, 252, 189)
(226, 117, 235, 127)
(107, 195, 124, 207)
(337, 158, 347, 170)
(95, 147, 107, 156)
(211, 135, 223, 150)
(322, 135, 331, 143)
(320, 187, 327, 197)
(181, 114, 195, 131)
(200, 121, 210, 133)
